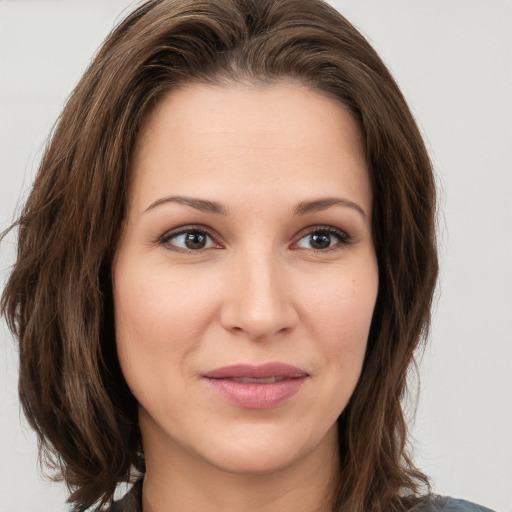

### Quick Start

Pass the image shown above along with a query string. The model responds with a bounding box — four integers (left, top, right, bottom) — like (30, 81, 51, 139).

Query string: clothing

(101, 478, 496, 512)
(105, 479, 142, 512)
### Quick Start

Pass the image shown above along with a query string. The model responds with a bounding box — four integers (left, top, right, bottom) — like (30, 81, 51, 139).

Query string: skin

(113, 82, 379, 512)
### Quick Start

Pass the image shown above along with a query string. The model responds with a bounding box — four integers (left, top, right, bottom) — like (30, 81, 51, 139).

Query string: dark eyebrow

(144, 195, 366, 219)
(144, 196, 229, 215)
(293, 197, 367, 219)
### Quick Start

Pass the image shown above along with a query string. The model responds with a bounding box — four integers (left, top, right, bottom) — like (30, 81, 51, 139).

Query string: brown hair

(1, 0, 438, 510)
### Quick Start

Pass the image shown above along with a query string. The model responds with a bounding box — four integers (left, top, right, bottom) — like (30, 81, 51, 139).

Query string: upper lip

(203, 362, 308, 379)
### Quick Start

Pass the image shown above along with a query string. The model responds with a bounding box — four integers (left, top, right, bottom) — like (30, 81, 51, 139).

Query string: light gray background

(1, 1, 511, 511)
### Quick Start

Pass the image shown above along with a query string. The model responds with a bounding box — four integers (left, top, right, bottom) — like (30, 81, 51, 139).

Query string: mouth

(202, 362, 309, 409)
(203, 362, 308, 379)
(222, 376, 291, 383)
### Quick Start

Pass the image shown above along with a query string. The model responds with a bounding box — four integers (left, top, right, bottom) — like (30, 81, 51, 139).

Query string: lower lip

(204, 377, 307, 409)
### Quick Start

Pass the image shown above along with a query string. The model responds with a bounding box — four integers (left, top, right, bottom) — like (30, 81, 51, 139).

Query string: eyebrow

(293, 197, 366, 218)
(144, 196, 229, 215)
(144, 195, 366, 219)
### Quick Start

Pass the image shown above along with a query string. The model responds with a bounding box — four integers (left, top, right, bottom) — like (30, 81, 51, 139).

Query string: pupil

(310, 232, 331, 249)
(185, 231, 207, 250)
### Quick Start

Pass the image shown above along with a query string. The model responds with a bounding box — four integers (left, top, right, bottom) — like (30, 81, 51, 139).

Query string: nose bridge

(220, 241, 296, 340)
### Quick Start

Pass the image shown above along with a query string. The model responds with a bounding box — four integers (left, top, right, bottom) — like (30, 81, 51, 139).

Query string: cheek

(301, 262, 378, 353)
(297, 259, 378, 413)
(112, 259, 218, 403)
(114, 263, 216, 349)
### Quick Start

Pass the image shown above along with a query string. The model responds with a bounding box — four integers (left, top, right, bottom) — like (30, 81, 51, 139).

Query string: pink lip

(203, 363, 308, 409)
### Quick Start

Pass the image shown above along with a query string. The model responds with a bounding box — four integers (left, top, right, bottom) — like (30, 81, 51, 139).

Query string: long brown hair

(1, 0, 438, 510)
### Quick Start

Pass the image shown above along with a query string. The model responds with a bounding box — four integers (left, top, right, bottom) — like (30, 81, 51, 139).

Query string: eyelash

(294, 225, 351, 253)
(157, 224, 352, 255)
(158, 225, 219, 254)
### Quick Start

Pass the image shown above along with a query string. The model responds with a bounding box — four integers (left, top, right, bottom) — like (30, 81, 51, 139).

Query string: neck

(141, 423, 340, 512)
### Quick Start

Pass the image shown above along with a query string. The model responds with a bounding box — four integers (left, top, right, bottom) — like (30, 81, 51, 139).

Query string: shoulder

(74, 479, 143, 512)
(418, 496, 496, 512)
(78, 486, 495, 512)
(106, 479, 143, 512)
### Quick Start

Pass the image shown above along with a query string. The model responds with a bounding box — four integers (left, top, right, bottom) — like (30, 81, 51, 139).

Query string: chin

(195, 422, 337, 477)
(207, 445, 304, 476)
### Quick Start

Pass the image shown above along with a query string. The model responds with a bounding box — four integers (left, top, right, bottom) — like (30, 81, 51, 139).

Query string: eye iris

(310, 232, 331, 249)
(185, 231, 207, 250)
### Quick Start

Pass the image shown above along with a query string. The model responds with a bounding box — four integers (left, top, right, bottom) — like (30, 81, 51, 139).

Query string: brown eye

(183, 231, 208, 250)
(309, 232, 331, 250)
(295, 227, 349, 251)
(162, 229, 217, 252)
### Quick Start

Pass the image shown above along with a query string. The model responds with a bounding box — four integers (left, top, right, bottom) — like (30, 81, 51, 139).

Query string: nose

(220, 246, 298, 341)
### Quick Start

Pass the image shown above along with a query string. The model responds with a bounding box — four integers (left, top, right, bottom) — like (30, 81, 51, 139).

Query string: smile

(203, 363, 309, 409)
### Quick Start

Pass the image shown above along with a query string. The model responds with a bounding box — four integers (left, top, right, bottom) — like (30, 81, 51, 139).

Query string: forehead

(134, 81, 364, 158)
(128, 81, 370, 215)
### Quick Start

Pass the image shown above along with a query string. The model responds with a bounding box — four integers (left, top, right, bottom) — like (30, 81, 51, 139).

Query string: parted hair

(1, 0, 438, 510)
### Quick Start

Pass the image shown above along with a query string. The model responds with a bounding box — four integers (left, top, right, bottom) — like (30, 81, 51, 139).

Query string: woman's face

(113, 82, 378, 476)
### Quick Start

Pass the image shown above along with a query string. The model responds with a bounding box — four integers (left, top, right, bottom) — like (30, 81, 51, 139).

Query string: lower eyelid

(161, 230, 217, 250)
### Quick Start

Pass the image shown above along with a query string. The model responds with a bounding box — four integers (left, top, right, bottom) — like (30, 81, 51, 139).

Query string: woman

(0, 1, 495, 511)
